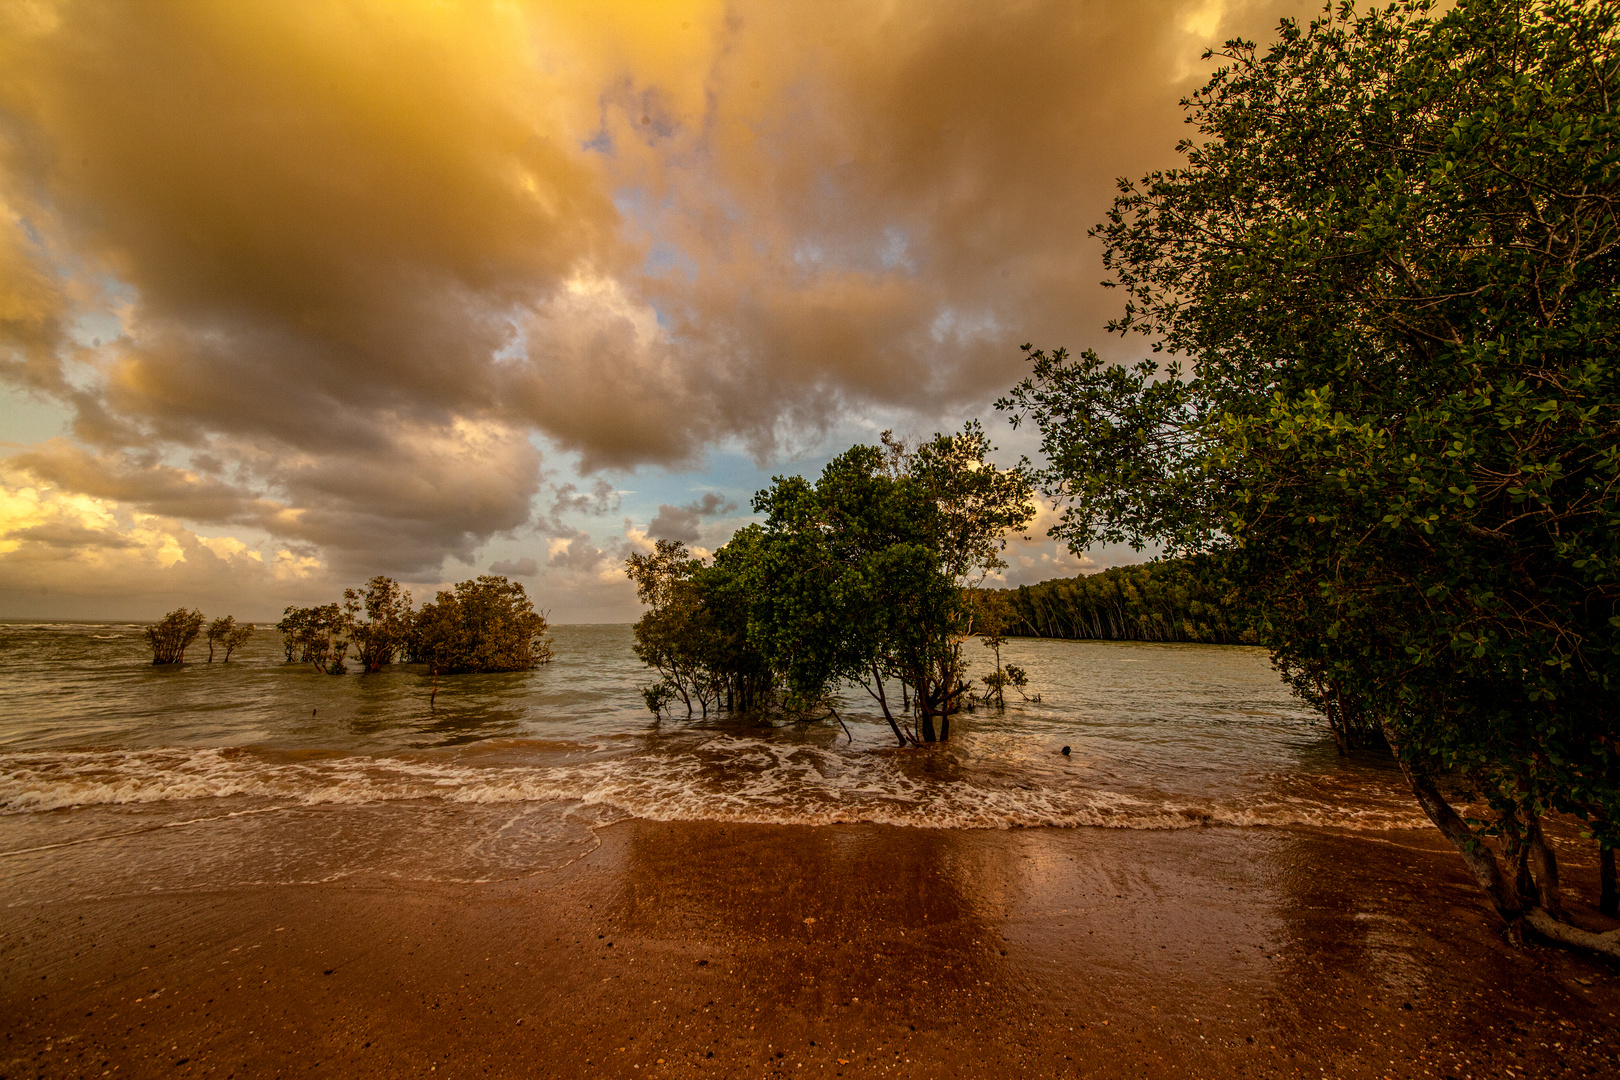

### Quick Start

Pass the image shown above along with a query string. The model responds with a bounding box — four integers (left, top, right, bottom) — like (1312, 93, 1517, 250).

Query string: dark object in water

(1061, 745, 1071, 756)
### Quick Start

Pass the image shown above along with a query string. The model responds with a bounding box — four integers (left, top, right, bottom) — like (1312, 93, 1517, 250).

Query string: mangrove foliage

(627, 424, 1034, 743)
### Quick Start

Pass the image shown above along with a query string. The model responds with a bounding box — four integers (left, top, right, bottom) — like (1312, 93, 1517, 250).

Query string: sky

(0, 0, 1305, 623)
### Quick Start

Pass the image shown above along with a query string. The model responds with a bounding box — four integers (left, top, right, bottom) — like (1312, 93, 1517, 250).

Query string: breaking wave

(0, 740, 1427, 832)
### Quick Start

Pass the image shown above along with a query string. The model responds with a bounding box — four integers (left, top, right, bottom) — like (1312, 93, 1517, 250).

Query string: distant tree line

(144, 574, 551, 683)
(628, 424, 1034, 744)
(976, 557, 1257, 646)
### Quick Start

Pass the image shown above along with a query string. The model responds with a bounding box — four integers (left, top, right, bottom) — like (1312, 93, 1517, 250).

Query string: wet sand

(4, 821, 1618, 1079)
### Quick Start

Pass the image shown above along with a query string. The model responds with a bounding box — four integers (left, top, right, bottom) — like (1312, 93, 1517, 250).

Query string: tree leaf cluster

(204, 616, 255, 663)
(146, 608, 254, 665)
(407, 575, 553, 675)
(626, 537, 774, 718)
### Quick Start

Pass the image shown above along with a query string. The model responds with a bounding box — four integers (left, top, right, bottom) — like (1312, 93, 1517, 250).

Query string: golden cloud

(0, 0, 1302, 597)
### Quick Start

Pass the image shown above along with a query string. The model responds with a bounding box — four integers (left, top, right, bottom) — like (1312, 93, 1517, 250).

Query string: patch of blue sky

(492, 314, 529, 365)
(611, 185, 684, 269)
(153, 441, 222, 474)
(15, 213, 46, 249)
(524, 397, 1048, 562)
(612, 455, 764, 532)
(0, 388, 73, 449)
(791, 227, 921, 279)
(643, 240, 698, 281)
(68, 308, 126, 349)
(792, 238, 825, 271)
(59, 276, 136, 394)
(878, 227, 916, 273)
(184, 520, 275, 547)
(611, 187, 650, 231)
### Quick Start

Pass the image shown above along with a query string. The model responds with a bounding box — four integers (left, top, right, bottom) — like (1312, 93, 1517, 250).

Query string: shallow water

(0, 623, 1421, 900)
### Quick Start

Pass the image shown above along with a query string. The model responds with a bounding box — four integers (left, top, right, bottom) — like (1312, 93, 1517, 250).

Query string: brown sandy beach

(4, 820, 1618, 1079)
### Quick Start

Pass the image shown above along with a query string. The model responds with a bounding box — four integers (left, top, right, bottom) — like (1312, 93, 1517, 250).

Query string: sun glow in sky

(0, 0, 1301, 620)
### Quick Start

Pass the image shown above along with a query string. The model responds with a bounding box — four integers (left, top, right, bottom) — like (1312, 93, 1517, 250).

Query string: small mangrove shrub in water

(274, 575, 553, 677)
(146, 608, 204, 664)
(205, 616, 255, 662)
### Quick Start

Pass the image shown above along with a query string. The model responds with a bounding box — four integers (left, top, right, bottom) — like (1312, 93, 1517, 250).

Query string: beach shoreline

(4, 819, 1618, 1079)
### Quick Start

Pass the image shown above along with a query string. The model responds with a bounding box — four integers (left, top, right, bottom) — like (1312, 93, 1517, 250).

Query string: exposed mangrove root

(1382, 720, 1620, 956)
(1522, 909, 1620, 958)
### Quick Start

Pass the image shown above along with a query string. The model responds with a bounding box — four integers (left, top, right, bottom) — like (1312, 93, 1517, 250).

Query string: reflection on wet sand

(582, 821, 1618, 1077)
(4, 819, 1618, 1078)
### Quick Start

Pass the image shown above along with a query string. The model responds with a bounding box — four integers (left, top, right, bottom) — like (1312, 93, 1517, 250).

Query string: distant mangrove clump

(407, 575, 553, 675)
(145, 608, 205, 664)
(627, 424, 1035, 744)
(147, 574, 552, 685)
(146, 609, 255, 665)
(278, 574, 552, 677)
(205, 616, 255, 662)
(976, 557, 1256, 645)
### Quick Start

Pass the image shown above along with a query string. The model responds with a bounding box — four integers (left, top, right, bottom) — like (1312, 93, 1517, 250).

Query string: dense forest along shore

(979, 559, 1253, 645)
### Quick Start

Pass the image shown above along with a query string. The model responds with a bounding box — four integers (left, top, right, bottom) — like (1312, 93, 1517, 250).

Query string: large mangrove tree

(1000, 0, 1620, 950)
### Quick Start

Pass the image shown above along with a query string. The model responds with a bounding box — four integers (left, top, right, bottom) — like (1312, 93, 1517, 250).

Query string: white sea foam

(0, 741, 1429, 832)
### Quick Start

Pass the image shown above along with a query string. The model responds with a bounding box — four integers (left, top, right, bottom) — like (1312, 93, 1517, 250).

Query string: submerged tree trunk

(865, 664, 908, 747)
(990, 642, 1005, 708)
(908, 662, 936, 742)
(917, 710, 937, 743)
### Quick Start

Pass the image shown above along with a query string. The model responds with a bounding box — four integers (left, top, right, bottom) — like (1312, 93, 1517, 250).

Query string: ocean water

(0, 623, 1422, 901)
